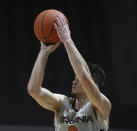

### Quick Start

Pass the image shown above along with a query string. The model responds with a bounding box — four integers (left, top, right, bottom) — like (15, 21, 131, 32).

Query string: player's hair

(87, 62, 105, 88)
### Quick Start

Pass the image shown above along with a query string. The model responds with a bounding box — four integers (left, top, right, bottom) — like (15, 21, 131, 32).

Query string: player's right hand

(40, 41, 61, 54)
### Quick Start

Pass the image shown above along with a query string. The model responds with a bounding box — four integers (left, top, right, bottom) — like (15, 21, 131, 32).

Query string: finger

(54, 40, 62, 47)
(40, 41, 44, 45)
(55, 42, 62, 48)
(51, 42, 61, 51)
(56, 40, 61, 45)
(56, 15, 62, 27)
(58, 13, 65, 28)
(40, 41, 46, 46)
(59, 13, 65, 25)
(59, 13, 64, 27)
(62, 16, 67, 26)
(54, 23, 60, 32)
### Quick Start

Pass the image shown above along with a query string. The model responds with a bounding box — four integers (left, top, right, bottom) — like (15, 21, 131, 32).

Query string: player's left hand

(54, 14, 71, 43)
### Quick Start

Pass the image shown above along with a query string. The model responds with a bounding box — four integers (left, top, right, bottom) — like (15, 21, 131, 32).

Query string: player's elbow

(27, 85, 40, 96)
(27, 85, 33, 94)
(27, 85, 35, 96)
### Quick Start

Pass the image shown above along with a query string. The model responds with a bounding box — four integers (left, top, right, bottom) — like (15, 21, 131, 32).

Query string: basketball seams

(42, 11, 59, 44)
(48, 11, 60, 39)
(46, 11, 60, 43)
(45, 11, 57, 39)
(41, 12, 49, 43)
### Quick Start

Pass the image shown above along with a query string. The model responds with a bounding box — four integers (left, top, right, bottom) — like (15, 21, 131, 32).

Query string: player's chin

(71, 91, 76, 97)
(71, 89, 77, 96)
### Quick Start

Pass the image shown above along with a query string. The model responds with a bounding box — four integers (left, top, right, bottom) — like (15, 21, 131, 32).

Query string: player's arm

(27, 42, 65, 112)
(54, 15, 111, 118)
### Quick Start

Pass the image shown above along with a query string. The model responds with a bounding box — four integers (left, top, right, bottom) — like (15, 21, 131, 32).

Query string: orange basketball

(34, 9, 69, 44)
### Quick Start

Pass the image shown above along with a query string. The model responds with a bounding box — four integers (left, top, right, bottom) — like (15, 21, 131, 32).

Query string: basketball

(34, 9, 69, 44)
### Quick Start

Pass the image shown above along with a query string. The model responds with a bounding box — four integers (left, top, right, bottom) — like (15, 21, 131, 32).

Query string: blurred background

(0, 0, 137, 131)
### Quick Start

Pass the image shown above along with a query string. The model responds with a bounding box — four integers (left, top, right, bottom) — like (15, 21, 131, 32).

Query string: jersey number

(69, 126, 78, 131)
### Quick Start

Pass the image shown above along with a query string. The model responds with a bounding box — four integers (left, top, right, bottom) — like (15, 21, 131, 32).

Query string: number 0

(69, 126, 78, 131)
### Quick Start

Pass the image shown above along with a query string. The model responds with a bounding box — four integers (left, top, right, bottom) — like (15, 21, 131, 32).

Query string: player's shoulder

(54, 93, 67, 102)
(53, 94, 69, 116)
(53, 94, 75, 108)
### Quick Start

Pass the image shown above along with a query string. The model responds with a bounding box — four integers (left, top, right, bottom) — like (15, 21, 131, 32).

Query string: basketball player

(27, 14, 111, 131)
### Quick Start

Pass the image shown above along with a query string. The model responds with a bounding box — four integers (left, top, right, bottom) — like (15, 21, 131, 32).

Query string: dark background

(0, 0, 137, 130)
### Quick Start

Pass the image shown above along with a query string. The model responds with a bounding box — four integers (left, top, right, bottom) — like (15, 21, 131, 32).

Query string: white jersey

(54, 97, 108, 131)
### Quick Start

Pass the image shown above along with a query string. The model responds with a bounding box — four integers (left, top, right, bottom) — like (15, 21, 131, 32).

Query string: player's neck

(75, 94, 88, 110)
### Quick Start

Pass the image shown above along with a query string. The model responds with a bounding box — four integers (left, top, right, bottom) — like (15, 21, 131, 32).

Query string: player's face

(71, 77, 84, 96)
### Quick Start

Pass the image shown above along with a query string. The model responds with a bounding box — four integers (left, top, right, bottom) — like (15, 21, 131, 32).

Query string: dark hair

(87, 62, 105, 88)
